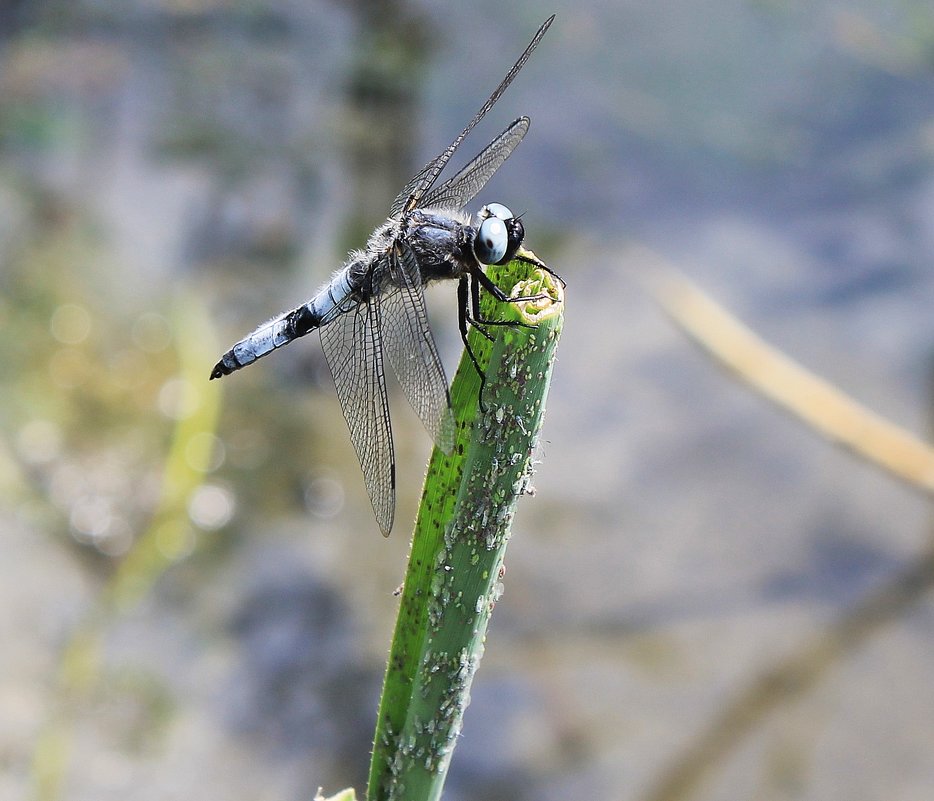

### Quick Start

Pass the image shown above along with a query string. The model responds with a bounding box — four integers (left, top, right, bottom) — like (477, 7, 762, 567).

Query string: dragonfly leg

(516, 249, 566, 288)
(467, 271, 497, 340)
(472, 265, 549, 310)
(460, 261, 557, 410)
(458, 276, 491, 409)
(467, 266, 540, 331)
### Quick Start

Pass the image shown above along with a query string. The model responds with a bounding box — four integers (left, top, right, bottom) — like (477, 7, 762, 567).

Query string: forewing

(420, 117, 529, 211)
(381, 242, 455, 453)
(389, 15, 554, 218)
(318, 283, 396, 536)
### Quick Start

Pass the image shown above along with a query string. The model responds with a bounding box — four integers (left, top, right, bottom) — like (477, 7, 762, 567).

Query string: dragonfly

(210, 15, 555, 536)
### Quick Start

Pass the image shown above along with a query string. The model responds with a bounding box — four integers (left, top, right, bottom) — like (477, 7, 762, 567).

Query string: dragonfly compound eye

(474, 216, 509, 265)
(479, 202, 514, 221)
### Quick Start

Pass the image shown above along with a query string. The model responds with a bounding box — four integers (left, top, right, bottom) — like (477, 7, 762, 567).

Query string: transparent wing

(389, 15, 554, 218)
(318, 274, 396, 536)
(380, 242, 455, 453)
(420, 117, 529, 211)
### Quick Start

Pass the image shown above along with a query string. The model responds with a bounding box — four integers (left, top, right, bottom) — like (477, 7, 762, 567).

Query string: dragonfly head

(473, 203, 524, 266)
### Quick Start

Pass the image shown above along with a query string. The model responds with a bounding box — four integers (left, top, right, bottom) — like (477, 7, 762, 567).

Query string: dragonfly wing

(389, 15, 554, 218)
(390, 154, 439, 219)
(420, 117, 529, 211)
(319, 275, 396, 536)
(381, 241, 455, 453)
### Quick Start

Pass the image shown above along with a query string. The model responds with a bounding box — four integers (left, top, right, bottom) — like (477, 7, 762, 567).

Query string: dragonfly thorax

(394, 208, 472, 283)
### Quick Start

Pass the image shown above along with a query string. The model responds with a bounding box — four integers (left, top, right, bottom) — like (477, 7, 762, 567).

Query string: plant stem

(367, 255, 564, 801)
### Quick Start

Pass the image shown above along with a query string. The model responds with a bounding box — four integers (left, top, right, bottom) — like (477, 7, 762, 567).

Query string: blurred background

(2, 1, 933, 800)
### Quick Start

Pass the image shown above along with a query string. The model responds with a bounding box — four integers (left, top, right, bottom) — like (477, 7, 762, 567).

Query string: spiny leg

(467, 265, 541, 331)
(462, 271, 530, 413)
(468, 270, 497, 340)
(460, 262, 561, 409)
(457, 276, 491, 408)
(516, 249, 566, 288)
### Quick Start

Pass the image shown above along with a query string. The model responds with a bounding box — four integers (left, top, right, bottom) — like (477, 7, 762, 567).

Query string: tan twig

(633, 247, 934, 495)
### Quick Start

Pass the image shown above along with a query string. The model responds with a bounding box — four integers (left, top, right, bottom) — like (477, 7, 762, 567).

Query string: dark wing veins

(389, 15, 554, 218)
(318, 262, 396, 536)
(380, 241, 455, 452)
(420, 117, 529, 211)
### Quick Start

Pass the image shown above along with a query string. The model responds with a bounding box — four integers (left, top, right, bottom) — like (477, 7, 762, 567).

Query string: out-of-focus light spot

(188, 483, 235, 530)
(132, 312, 172, 353)
(50, 303, 91, 345)
(71, 496, 134, 557)
(158, 377, 200, 420)
(185, 431, 225, 472)
(49, 348, 90, 388)
(303, 471, 344, 520)
(70, 494, 112, 543)
(225, 429, 270, 469)
(17, 420, 62, 464)
(154, 520, 196, 560)
(95, 516, 133, 557)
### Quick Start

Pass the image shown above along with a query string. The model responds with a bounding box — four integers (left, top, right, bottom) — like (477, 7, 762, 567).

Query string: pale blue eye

(480, 203, 513, 221)
(474, 217, 508, 264)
